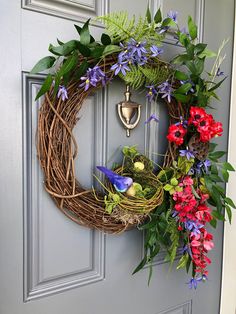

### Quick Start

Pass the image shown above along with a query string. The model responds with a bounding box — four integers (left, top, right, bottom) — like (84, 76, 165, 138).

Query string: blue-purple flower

(145, 113, 159, 124)
(175, 116, 188, 128)
(158, 81, 174, 103)
(146, 85, 158, 102)
(184, 220, 204, 236)
(150, 45, 164, 57)
(158, 26, 169, 34)
(196, 159, 211, 174)
(127, 38, 147, 58)
(187, 277, 202, 289)
(216, 67, 224, 76)
(181, 244, 193, 258)
(110, 59, 130, 76)
(167, 10, 178, 22)
(179, 149, 195, 160)
(79, 66, 106, 91)
(57, 85, 68, 101)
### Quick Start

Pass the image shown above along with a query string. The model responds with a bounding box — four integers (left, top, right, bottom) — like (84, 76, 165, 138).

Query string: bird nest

(37, 54, 183, 234)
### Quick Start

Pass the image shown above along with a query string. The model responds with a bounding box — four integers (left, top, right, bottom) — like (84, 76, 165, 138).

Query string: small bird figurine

(97, 166, 133, 193)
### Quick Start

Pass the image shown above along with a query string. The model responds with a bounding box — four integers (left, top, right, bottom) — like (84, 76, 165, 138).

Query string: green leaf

(59, 54, 77, 76)
(173, 93, 190, 103)
(209, 151, 226, 159)
(154, 8, 162, 24)
(146, 6, 152, 23)
(49, 40, 79, 56)
(174, 70, 188, 81)
(162, 17, 175, 27)
(164, 184, 173, 192)
(176, 254, 189, 270)
(170, 178, 178, 186)
(175, 83, 192, 94)
(101, 33, 112, 45)
(103, 44, 121, 56)
(185, 61, 197, 74)
(198, 48, 216, 58)
(209, 174, 223, 182)
(57, 38, 64, 45)
(35, 74, 53, 100)
(90, 46, 105, 58)
(225, 205, 232, 224)
(172, 54, 191, 65)
(212, 186, 223, 211)
(77, 42, 91, 57)
(212, 210, 225, 221)
(208, 77, 227, 92)
(132, 256, 147, 274)
(209, 143, 218, 152)
(210, 217, 217, 228)
(195, 57, 205, 75)
(223, 162, 235, 171)
(80, 19, 91, 46)
(74, 24, 95, 43)
(188, 16, 197, 40)
(224, 197, 236, 209)
(222, 169, 229, 182)
(194, 43, 207, 55)
(31, 56, 56, 74)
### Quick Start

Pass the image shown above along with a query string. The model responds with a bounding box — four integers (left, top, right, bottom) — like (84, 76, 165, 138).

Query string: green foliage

(119, 64, 171, 90)
(31, 56, 56, 74)
(104, 192, 121, 214)
(98, 11, 163, 45)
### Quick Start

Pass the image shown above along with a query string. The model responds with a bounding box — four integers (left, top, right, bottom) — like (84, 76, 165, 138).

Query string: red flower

(167, 124, 186, 145)
(188, 106, 223, 142)
(211, 121, 223, 137)
(189, 107, 207, 126)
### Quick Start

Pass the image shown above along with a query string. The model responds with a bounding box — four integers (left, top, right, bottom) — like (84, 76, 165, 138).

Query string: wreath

(32, 8, 235, 289)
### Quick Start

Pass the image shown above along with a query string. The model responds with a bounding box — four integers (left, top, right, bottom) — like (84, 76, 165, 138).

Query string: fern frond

(140, 64, 171, 85)
(98, 12, 135, 43)
(119, 65, 145, 89)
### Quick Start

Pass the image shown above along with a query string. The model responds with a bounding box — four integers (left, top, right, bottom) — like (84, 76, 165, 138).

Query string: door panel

(0, 0, 234, 313)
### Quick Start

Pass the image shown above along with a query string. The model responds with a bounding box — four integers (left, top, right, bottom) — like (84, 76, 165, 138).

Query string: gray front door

(0, 0, 234, 313)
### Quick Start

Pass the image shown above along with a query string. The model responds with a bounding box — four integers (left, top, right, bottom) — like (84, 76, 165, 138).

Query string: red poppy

(189, 107, 207, 126)
(167, 124, 186, 145)
(211, 121, 223, 137)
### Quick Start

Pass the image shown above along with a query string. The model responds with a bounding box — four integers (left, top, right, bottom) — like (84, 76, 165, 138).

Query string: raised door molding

(22, 0, 109, 26)
(22, 73, 107, 300)
(157, 301, 192, 314)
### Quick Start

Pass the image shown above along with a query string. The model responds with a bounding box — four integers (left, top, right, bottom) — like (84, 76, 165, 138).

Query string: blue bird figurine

(97, 166, 133, 192)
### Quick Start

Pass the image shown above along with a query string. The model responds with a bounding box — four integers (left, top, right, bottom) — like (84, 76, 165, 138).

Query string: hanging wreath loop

(33, 9, 234, 287)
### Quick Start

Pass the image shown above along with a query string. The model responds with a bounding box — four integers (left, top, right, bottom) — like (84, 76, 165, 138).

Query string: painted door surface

(0, 0, 234, 313)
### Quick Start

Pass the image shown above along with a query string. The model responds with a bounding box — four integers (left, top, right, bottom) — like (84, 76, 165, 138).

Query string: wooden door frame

(220, 5, 236, 313)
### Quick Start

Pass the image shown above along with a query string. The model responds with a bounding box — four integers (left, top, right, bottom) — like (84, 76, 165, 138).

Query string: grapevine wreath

(32, 8, 235, 288)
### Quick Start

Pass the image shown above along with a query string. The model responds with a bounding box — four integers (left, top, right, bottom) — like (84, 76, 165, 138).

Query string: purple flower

(181, 244, 192, 258)
(157, 81, 173, 103)
(110, 60, 130, 76)
(184, 220, 204, 236)
(146, 85, 158, 102)
(167, 10, 178, 22)
(57, 85, 68, 101)
(127, 38, 147, 58)
(216, 68, 224, 76)
(179, 149, 195, 160)
(175, 116, 188, 128)
(150, 45, 164, 57)
(195, 159, 211, 175)
(187, 277, 202, 289)
(145, 113, 159, 124)
(79, 66, 106, 91)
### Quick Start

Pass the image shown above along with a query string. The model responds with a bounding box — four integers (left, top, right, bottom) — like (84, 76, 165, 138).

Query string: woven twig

(37, 55, 184, 233)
